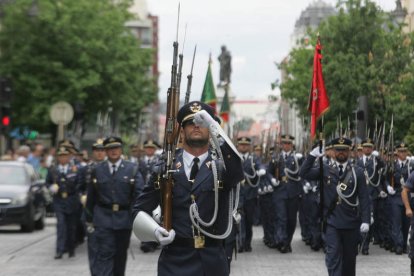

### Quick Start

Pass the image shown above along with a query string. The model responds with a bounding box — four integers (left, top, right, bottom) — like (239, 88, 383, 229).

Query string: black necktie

(190, 157, 200, 182)
(112, 164, 116, 176)
(338, 164, 344, 177)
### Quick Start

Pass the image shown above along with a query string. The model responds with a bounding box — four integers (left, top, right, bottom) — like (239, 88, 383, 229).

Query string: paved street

(0, 217, 410, 275)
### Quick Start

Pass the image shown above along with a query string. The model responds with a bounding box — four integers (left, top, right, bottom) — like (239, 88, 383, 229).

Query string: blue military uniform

(238, 137, 262, 252)
(267, 135, 303, 253)
(402, 169, 414, 275)
(355, 138, 386, 254)
(138, 139, 161, 253)
(85, 137, 144, 276)
(387, 143, 413, 254)
(46, 147, 80, 259)
(300, 138, 370, 276)
(132, 101, 244, 276)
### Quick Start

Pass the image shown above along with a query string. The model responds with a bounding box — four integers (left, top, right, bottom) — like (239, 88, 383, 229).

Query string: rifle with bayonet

(386, 116, 395, 189)
(160, 5, 181, 231)
(184, 45, 197, 104)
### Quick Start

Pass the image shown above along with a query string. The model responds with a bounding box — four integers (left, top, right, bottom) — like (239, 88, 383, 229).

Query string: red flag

(308, 38, 329, 139)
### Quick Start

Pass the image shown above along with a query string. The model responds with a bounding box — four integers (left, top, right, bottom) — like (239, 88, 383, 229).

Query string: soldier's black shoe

(245, 246, 252, 252)
(54, 253, 63, 259)
(68, 251, 75, 258)
(279, 245, 291, 253)
(311, 244, 320, 251)
(238, 247, 244, 253)
(361, 249, 369, 255)
(395, 247, 403, 255)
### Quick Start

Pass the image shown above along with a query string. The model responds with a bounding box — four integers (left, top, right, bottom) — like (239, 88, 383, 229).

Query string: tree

(280, 0, 414, 140)
(0, 0, 155, 133)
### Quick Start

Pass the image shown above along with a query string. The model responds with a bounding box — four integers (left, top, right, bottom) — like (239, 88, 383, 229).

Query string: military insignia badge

(190, 102, 202, 113)
(206, 161, 211, 168)
(176, 162, 182, 169)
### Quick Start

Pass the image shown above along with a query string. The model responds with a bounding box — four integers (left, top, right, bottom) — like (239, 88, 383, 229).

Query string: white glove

(303, 182, 312, 194)
(193, 110, 216, 128)
(49, 184, 59, 194)
(379, 191, 388, 198)
(372, 150, 379, 157)
(271, 178, 280, 187)
(312, 185, 318, 193)
(370, 215, 374, 225)
(233, 212, 241, 224)
(387, 185, 396, 195)
(295, 153, 303, 159)
(154, 227, 176, 246)
(310, 146, 325, 158)
(86, 222, 95, 234)
(258, 187, 264, 195)
(263, 186, 268, 193)
(267, 185, 274, 193)
(257, 169, 266, 177)
(80, 194, 87, 206)
(360, 223, 369, 233)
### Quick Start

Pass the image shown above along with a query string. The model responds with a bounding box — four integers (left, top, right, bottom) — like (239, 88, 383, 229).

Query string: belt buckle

(194, 235, 205, 249)
(282, 176, 288, 182)
(61, 192, 68, 199)
(339, 183, 347, 191)
(112, 204, 119, 212)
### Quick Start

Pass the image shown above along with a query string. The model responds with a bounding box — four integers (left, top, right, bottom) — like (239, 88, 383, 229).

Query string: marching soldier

(300, 137, 370, 276)
(79, 138, 106, 275)
(401, 160, 414, 276)
(387, 142, 412, 254)
(132, 101, 244, 276)
(138, 139, 161, 253)
(85, 136, 144, 276)
(268, 134, 303, 253)
(46, 146, 81, 259)
(355, 138, 386, 255)
(237, 137, 265, 252)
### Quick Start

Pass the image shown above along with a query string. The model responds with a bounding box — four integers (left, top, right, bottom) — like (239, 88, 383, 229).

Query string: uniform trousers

(93, 227, 131, 276)
(324, 225, 359, 276)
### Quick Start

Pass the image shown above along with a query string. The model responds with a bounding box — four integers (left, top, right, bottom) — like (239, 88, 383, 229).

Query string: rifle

(387, 115, 395, 188)
(184, 45, 197, 104)
(161, 5, 181, 231)
(273, 128, 281, 180)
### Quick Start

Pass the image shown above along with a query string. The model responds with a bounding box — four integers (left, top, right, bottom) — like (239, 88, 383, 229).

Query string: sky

(145, 0, 396, 102)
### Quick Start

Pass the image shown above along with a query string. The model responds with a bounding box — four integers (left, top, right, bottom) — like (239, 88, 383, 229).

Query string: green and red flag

(220, 88, 230, 122)
(308, 38, 329, 139)
(201, 58, 217, 112)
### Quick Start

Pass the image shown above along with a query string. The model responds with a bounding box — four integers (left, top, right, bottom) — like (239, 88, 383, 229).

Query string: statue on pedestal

(218, 45, 231, 87)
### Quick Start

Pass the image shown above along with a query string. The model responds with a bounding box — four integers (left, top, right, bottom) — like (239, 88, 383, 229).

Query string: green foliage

(280, 0, 414, 140)
(0, 0, 155, 132)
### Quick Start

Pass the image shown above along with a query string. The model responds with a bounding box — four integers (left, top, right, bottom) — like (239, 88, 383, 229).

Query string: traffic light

(1, 106, 10, 134)
(0, 78, 12, 135)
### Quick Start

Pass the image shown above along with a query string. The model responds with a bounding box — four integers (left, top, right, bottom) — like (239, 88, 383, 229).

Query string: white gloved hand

(295, 153, 303, 159)
(372, 150, 379, 157)
(271, 178, 280, 187)
(86, 222, 95, 234)
(267, 185, 274, 193)
(310, 146, 325, 158)
(312, 185, 318, 193)
(258, 188, 264, 195)
(303, 182, 312, 194)
(360, 223, 370, 233)
(379, 190, 388, 198)
(80, 194, 87, 206)
(193, 110, 216, 128)
(49, 184, 59, 194)
(263, 186, 268, 193)
(233, 212, 241, 224)
(370, 215, 374, 225)
(154, 227, 176, 246)
(257, 169, 266, 177)
(387, 185, 396, 195)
